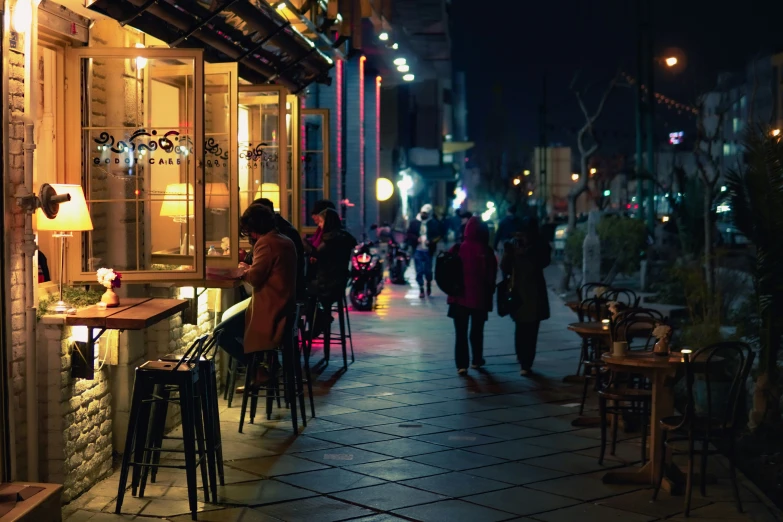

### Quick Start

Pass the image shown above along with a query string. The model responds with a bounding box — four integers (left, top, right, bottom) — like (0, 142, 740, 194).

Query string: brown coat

(243, 231, 297, 353)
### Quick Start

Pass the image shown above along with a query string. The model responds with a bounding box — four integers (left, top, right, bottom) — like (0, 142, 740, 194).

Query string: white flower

(96, 267, 117, 289)
(652, 324, 672, 340)
(594, 286, 608, 298)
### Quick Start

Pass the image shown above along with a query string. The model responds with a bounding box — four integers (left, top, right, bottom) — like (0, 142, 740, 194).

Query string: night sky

(451, 0, 783, 163)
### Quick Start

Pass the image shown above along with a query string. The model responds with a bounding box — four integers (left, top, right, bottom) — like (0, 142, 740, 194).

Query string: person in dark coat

(458, 211, 473, 242)
(447, 217, 498, 374)
(500, 219, 551, 376)
(307, 208, 357, 335)
(304, 199, 337, 252)
(494, 205, 521, 252)
(253, 198, 306, 301)
(406, 204, 443, 298)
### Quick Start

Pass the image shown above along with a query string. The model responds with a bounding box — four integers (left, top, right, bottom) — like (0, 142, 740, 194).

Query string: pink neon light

(300, 96, 306, 226)
(336, 60, 343, 204)
(376, 76, 381, 227)
(359, 56, 366, 234)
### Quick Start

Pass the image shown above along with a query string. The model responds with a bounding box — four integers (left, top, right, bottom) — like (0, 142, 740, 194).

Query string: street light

(379, 32, 389, 41)
(664, 56, 678, 67)
(397, 64, 410, 73)
(528, 191, 534, 197)
(392, 43, 399, 50)
(571, 173, 579, 181)
(589, 168, 597, 175)
(772, 129, 781, 137)
(513, 178, 521, 186)
(523, 170, 530, 176)
(402, 74, 415, 82)
(393, 58, 406, 66)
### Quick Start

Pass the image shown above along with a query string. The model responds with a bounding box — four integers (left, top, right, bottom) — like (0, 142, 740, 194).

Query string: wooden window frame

(64, 47, 205, 283)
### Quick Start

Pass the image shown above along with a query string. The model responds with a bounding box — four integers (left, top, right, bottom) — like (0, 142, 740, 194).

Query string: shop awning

(411, 164, 457, 181)
(442, 141, 474, 154)
(87, 0, 335, 93)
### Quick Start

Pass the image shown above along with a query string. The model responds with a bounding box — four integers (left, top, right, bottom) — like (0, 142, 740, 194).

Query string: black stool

(147, 335, 225, 501)
(239, 307, 306, 433)
(115, 335, 211, 521)
(308, 291, 353, 369)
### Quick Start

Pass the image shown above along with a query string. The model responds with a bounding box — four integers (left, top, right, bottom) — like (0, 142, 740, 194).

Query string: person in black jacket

(307, 208, 357, 336)
(252, 198, 306, 301)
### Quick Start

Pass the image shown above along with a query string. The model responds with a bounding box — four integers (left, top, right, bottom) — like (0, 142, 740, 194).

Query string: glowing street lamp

(772, 129, 781, 137)
(665, 56, 678, 67)
(513, 178, 521, 186)
(571, 173, 580, 181)
(393, 58, 407, 66)
(528, 191, 534, 197)
(402, 74, 415, 82)
(376, 178, 394, 201)
(523, 170, 531, 176)
(590, 168, 597, 175)
(379, 32, 389, 41)
(397, 64, 410, 73)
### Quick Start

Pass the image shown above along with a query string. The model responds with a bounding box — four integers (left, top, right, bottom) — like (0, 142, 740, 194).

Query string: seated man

(237, 204, 297, 384)
(252, 197, 306, 301)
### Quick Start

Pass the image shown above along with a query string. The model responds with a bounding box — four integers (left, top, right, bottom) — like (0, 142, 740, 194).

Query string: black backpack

(435, 245, 464, 297)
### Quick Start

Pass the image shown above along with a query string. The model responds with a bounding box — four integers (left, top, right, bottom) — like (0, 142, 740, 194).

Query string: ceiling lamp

(393, 58, 406, 66)
(397, 64, 410, 73)
(403, 74, 415, 82)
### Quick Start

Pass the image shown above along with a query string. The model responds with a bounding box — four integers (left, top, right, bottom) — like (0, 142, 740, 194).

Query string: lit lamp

(376, 178, 394, 201)
(253, 183, 280, 211)
(205, 183, 230, 212)
(35, 184, 94, 314)
(160, 183, 194, 255)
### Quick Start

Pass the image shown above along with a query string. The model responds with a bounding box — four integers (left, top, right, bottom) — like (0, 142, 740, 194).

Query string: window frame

(64, 47, 206, 283)
(300, 107, 331, 234)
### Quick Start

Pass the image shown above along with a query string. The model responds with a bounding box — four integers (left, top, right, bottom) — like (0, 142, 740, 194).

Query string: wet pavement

(64, 274, 782, 521)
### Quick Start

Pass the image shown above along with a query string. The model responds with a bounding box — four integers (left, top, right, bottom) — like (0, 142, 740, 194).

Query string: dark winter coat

(310, 209, 357, 301)
(500, 235, 552, 322)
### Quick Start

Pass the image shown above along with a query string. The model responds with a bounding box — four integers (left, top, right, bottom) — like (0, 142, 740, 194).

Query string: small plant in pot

(97, 268, 122, 308)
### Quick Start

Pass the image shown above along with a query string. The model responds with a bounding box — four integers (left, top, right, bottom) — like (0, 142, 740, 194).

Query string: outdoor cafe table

(65, 297, 188, 379)
(600, 351, 686, 492)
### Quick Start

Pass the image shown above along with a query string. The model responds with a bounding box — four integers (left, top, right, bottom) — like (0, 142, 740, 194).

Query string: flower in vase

(594, 286, 609, 298)
(652, 324, 672, 340)
(97, 268, 122, 290)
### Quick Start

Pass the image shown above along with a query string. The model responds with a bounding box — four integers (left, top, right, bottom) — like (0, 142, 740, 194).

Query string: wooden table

(600, 351, 683, 489)
(66, 297, 188, 379)
(565, 301, 607, 319)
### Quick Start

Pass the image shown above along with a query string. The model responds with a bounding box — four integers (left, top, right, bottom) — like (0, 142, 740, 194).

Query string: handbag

(496, 271, 519, 317)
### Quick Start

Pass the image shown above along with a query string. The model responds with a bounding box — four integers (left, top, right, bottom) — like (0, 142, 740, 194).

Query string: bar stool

(308, 286, 353, 369)
(239, 306, 305, 433)
(147, 335, 225, 501)
(115, 335, 211, 521)
(297, 302, 316, 420)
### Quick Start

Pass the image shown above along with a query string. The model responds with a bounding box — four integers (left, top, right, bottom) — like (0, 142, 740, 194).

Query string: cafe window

(237, 86, 300, 239)
(301, 108, 331, 231)
(64, 48, 205, 282)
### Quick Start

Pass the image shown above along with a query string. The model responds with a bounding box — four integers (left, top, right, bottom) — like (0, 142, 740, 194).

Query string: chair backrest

(611, 314, 660, 349)
(684, 341, 755, 434)
(579, 297, 608, 322)
(605, 287, 640, 308)
(577, 282, 608, 302)
(172, 334, 210, 371)
(615, 307, 665, 324)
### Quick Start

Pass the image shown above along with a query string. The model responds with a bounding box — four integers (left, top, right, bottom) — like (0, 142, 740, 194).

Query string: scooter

(349, 241, 384, 311)
(387, 238, 410, 285)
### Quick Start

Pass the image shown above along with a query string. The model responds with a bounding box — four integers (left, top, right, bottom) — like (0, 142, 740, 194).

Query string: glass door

(300, 108, 330, 233)
(237, 85, 300, 237)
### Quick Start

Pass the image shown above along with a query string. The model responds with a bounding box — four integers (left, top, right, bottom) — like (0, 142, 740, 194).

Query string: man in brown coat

(238, 204, 297, 356)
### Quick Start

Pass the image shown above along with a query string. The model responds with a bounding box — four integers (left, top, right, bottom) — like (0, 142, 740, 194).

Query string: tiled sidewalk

(64, 279, 781, 521)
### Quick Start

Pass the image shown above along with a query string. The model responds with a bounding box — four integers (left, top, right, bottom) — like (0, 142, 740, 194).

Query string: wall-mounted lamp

(12, 0, 39, 33)
(376, 178, 394, 201)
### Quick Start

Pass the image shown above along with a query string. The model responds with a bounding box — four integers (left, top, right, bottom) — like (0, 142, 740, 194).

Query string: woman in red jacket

(447, 216, 498, 375)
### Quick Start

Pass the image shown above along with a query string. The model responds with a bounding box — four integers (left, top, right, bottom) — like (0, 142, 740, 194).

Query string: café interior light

(205, 183, 230, 212)
(12, 0, 39, 33)
(253, 183, 281, 211)
(402, 74, 415, 82)
(135, 43, 147, 70)
(160, 183, 195, 223)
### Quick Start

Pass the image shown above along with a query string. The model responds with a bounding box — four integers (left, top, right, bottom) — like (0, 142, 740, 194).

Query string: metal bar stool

(115, 335, 211, 521)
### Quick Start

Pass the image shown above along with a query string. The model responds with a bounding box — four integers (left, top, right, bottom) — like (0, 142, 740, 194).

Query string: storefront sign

(92, 129, 193, 166)
(240, 143, 278, 169)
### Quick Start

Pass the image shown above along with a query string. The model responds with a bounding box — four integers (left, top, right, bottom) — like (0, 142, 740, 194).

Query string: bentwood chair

(577, 282, 609, 302)
(577, 297, 610, 414)
(652, 342, 754, 516)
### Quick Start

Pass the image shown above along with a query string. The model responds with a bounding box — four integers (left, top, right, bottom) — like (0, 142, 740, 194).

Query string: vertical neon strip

(300, 96, 306, 226)
(376, 76, 382, 227)
(359, 56, 366, 236)
(336, 60, 343, 204)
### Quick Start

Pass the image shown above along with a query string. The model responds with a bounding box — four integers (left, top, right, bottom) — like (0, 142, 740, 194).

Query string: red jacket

(447, 217, 497, 311)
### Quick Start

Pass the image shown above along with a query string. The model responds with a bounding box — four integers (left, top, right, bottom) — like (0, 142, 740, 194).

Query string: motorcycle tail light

(357, 253, 371, 264)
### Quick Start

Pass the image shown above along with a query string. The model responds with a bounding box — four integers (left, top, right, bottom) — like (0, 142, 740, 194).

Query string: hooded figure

(447, 217, 498, 373)
(406, 204, 443, 297)
(500, 219, 551, 375)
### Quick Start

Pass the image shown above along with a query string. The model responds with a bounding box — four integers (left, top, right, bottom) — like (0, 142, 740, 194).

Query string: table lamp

(160, 183, 194, 255)
(253, 182, 280, 211)
(35, 184, 94, 314)
(205, 182, 230, 213)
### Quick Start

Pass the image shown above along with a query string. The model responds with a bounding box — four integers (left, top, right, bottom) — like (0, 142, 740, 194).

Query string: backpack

(435, 245, 464, 297)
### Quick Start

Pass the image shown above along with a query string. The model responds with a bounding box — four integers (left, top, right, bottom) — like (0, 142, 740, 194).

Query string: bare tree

(693, 91, 732, 294)
(567, 72, 622, 231)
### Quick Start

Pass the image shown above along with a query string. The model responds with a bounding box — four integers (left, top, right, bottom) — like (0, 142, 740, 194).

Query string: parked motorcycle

(349, 241, 384, 311)
(387, 239, 410, 285)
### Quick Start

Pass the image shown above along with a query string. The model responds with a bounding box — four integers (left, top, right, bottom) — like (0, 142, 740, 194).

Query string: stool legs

(337, 301, 348, 369)
(343, 294, 355, 363)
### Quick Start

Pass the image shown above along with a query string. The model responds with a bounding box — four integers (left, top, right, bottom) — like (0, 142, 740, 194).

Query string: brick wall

(344, 58, 363, 239)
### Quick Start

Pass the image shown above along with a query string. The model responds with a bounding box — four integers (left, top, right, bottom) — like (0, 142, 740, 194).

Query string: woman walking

(501, 219, 551, 376)
(447, 216, 497, 375)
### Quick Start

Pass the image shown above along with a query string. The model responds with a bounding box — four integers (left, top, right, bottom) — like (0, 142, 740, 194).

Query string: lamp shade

(206, 182, 230, 210)
(253, 183, 280, 211)
(35, 184, 94, 232)
(160, 183, 195, 218)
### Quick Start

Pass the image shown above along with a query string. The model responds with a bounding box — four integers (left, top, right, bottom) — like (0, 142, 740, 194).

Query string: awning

(442, 141, 474, 154)
(411, 164, 456, 182)
(87, 0, 335, 93)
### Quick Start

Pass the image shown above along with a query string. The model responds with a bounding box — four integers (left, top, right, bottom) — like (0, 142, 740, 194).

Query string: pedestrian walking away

(407, 204, 443, 298)
(500, 218, 551, 376)
(447, 216, 497, 375)
(494, 205, 521, 260)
